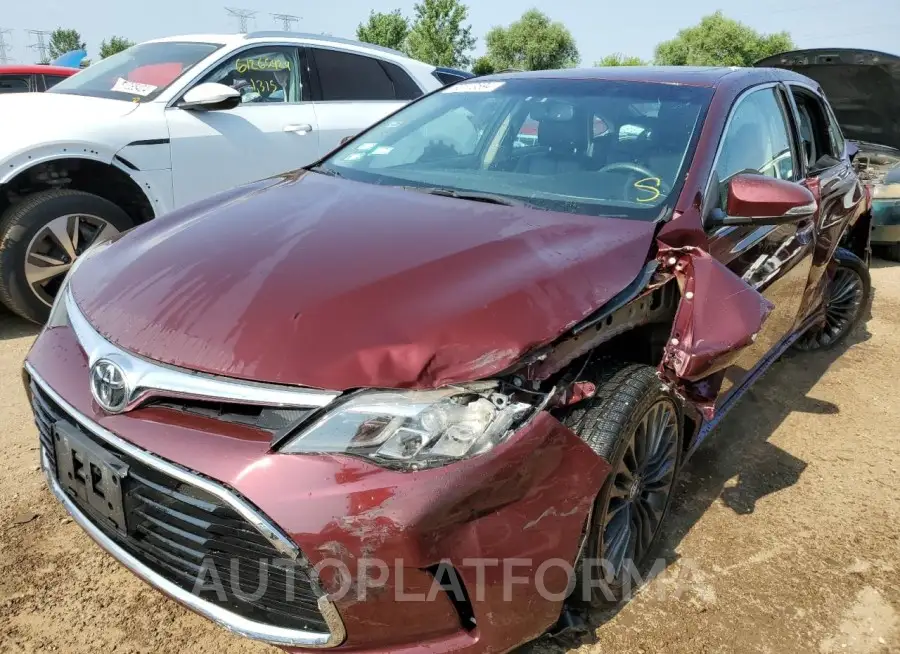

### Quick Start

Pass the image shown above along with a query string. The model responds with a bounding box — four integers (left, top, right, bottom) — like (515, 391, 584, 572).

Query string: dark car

(24, 66, 872, 653)
(0, 64, 77, 94)
(756, 48, 900, 260)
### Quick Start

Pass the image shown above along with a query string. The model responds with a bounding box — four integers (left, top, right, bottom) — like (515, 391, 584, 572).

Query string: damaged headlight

(279, 386, 533, 468)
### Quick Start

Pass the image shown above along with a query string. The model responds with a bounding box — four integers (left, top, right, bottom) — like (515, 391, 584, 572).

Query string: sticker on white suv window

(111, 77, 158, 97)
(444, 81, 505, 93)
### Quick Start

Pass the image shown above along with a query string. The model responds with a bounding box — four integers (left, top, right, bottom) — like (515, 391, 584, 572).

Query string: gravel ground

(0, 260, 898, 654)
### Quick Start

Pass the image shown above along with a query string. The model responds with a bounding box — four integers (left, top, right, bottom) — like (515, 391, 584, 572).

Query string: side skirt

(684, 315, 819, 460)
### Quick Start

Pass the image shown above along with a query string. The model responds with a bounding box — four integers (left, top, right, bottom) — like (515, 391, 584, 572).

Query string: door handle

(284, 123, 313, 134)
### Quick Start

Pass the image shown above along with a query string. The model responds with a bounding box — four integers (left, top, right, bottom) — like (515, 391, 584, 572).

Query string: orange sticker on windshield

(634, 177, 661, 203)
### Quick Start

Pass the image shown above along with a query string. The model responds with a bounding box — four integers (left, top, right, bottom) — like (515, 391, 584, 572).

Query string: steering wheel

(597, 162, 671, 202)
(597, 162, 658, 178)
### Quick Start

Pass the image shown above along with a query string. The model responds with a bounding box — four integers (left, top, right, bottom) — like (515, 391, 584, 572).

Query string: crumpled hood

(0, 92, 139, 156)
(71, 171, 657, 390)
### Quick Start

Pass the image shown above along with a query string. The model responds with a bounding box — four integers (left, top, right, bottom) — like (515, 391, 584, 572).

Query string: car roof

(0, 64, 78, 76)
(484, 65, 815, 88)
(143, 32, 434, 70)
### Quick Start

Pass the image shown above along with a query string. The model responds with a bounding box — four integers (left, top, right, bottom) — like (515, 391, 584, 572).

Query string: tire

(563, 363, 683, 606)
(0, 189, 133, 324)
(794, 247, 870, 351)
(874, 243, 900, 262)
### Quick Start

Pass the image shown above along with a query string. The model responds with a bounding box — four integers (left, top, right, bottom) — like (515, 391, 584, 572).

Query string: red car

(24, 67, 871, 653)
(0, 64, 77, 93)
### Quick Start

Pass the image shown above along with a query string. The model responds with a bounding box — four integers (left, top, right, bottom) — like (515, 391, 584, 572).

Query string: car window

(200, 46, 302, 104)
(362, 102, 502, 169)
(0, 75, 32, 94)
(42, 75, 68, 90)
(48, 41, 220, 102)
(381, 61, 423, 100)
(716, 87, 797, 188)
(790, 87, 839, 169)
(324, 78, 712, 221)
(311, 48, 397, 101)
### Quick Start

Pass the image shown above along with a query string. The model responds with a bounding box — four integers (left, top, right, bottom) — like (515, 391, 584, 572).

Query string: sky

(1, 0, 897, 66)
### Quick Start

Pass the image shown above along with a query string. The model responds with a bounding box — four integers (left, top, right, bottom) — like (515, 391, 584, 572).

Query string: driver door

(705, 84, 816, 404)
(166, 45, 320, 207)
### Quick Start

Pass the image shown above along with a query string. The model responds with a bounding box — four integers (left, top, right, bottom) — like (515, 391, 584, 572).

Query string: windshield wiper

(403, 186, 534, 208)
(309, 165, 343, 178)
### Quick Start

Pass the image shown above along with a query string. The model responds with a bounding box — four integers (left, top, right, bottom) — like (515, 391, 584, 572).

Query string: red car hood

(71, 172, 657, 390)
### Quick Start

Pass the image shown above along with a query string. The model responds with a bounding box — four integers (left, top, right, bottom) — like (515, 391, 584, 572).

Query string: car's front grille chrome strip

(39, 446, 345, 647)
(65, 289, 341, 411)
(26, 361, 301, 559)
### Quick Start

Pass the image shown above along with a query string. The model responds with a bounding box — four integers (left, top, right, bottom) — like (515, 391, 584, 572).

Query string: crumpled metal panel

(71, 172, 658, 391)
(656, 243, 773, 416)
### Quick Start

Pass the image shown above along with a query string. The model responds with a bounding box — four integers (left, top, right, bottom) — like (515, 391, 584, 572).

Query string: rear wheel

(0, 189, 132, 324)
(795, 247, 870, 351)
(564, 364, 682, 605)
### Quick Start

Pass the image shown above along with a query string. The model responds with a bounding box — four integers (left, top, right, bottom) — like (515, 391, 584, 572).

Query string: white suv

(0, 32, 449, 322)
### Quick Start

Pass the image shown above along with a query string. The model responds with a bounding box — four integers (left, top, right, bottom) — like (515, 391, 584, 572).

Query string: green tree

(405, 0, 476, 68)
(654, 12, 794, 67)
(356, 10, 409, 51)
(472, 56, 496, 75)
(595, 53, 646, 66)
(48, 28, 86, 60)
(99, 36, 135, 59)
(484, 9, 579, 71)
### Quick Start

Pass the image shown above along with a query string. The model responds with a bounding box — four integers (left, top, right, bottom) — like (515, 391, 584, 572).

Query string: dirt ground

(0, 262, 898, 654)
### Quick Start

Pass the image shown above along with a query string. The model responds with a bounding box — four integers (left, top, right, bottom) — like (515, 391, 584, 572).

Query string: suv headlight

(279, 386, 533, 469)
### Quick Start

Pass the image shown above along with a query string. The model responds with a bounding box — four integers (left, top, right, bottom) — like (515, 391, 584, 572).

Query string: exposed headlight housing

(278, 386, 533, 469)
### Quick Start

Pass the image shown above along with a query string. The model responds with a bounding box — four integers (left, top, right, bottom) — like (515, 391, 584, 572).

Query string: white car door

(166, 45, 320, 207)
(306, 47, 419, 156)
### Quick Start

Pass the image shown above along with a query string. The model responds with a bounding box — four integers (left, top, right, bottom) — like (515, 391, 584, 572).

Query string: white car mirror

(179, 83, 241, 111)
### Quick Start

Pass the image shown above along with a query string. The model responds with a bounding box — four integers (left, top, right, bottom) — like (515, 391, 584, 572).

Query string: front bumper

(26, 323, 608, 654)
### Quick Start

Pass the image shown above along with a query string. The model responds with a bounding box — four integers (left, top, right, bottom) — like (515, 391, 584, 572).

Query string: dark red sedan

(24, 66, 871, 653)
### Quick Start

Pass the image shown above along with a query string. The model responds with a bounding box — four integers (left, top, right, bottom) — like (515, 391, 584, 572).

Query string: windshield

(48, 41, 222, 102)
(321, 78, 712, 220)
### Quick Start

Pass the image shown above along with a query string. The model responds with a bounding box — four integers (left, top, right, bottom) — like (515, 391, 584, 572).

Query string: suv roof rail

(243, 31, 411, 59)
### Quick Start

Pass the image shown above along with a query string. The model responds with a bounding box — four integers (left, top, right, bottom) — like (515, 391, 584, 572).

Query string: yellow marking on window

(634, 176, 661, 203)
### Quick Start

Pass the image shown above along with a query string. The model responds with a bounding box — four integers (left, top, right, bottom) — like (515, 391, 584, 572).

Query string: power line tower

(271, 13, 300, 31)
(0, 29, 13, 64)
(225, 7, 258, 33)
(27, 29, 51, 63)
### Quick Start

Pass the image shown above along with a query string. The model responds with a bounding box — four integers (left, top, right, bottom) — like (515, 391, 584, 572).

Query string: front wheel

(794, 247, 870, 351)
(0, 189, 133, 324)
(564, 364, 682, 606)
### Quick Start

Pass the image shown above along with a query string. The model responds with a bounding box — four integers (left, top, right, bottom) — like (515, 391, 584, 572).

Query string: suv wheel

(0, 189, 133, 324)
(564, 363, 682, 605)
(794, 247, 870, 351)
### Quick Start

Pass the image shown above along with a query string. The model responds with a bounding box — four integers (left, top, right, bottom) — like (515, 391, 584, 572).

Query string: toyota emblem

(90, 359, 130, 413)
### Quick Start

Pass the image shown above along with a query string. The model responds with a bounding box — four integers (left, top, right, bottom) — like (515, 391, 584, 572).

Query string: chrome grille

(29, 379, 330, 634)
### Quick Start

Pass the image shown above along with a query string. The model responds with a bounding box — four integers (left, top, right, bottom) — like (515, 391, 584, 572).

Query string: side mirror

(178, 83, 241, 112)
(846, 141, 859, 162)
(708, 173, 817, 227)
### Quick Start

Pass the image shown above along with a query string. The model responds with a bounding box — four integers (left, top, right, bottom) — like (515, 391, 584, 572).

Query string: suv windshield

(321, 77, 712, 220)
(48, 41, 221, 102)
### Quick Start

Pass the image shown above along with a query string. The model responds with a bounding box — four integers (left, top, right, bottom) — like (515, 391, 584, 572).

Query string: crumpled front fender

(655, 214, 774, 418)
